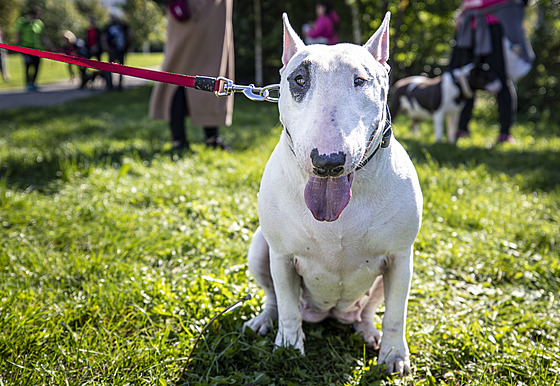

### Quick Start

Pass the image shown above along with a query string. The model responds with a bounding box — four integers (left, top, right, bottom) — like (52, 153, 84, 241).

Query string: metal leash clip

(215, 76, 279, 103)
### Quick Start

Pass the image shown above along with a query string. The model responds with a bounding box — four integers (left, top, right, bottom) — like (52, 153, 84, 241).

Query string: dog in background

(389, 63, 502, 142)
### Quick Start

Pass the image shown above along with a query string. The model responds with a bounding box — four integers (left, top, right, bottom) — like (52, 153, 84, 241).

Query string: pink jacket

(462, 0, 509, 25)
(306, 11, 339, 45)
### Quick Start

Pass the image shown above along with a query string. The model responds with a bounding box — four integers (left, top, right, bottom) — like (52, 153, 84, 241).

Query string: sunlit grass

(0, 87, 558, 384)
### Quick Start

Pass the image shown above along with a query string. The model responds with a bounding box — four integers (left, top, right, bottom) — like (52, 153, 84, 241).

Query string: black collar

(355, 105, 392, 171)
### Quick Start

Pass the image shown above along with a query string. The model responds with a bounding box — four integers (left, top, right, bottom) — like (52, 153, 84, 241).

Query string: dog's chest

(290, 233, 387, 302)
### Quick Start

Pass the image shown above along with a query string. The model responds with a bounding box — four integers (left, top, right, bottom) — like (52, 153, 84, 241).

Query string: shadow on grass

(0, 146, 165, 192)
(0, 87, 280, 192)
(0, 87, 181, 192)
(4, 85, 556, 194)
(402, 138, 560, 192)
(177, 313, 389, 385)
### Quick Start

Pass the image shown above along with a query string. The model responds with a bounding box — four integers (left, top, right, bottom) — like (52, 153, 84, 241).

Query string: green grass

(0, 52, 164, 90)
(0, 86, 558, 385)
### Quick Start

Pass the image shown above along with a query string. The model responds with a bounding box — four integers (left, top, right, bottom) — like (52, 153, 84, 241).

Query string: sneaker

(172, 140, 191, 152)
(497, 133, 515, 144)
(455, 129, 470, 140)
(205, 136, 232, 152)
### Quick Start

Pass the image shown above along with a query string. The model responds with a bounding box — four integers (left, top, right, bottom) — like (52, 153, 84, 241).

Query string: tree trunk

(253, 0, 263, 85)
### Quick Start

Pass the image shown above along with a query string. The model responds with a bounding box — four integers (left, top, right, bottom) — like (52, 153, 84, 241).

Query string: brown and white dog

(389, 64, 502, 142)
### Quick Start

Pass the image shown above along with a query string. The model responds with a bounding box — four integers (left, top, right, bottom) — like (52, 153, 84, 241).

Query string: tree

(517, 0, 560, 122)
(0, 0, 24, 43)
(75, 0, 110, 29)
(121, 0, 167, 52)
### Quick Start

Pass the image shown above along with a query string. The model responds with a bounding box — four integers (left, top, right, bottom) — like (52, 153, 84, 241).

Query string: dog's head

(279, 12, 391, 222)
(454, 63, 502, 98)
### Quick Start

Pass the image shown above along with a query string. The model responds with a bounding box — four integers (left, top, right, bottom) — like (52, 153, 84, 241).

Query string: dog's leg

(378, 248, 413, 375)
(411, 120, 419, 137)
(243, 227, 278, 336)
(353, 275, 384, 349)
(447, 112, 460, 144)
(269, 250, 304, 354)
(433, 112, 444, 142)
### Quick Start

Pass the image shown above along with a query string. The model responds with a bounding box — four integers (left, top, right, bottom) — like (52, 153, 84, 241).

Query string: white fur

(400, 72, 463, 142)
(243, 12, 422, 376)
(394, 64, 502, 143)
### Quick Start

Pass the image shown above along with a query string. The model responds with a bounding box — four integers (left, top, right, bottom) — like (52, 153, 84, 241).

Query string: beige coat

(149, 0, 234, 127)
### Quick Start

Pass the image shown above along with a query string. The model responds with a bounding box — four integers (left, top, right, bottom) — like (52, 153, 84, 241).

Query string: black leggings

(171, 86, 188, 144)
(23, 54, 41, 84)
(449, 24, 517, 135)
(170, 87, 218, 144)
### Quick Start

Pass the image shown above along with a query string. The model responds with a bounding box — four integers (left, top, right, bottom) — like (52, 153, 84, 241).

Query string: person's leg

(30, 56, 40, 85)
(488, 24, 516, 142)
(23, 54, 32, 88)
(170, 87, 189, 149)
(458, 96, 475, 135)
(0, 52, 5, 81)
(449, 44, 475, 138)
(204, 127, 231, 151)
(116, 51, 125, 89)
(106, 51, 116, 89)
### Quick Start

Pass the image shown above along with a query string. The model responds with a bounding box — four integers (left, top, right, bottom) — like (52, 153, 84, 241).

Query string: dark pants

(449, 24, 517, 136)
(23, 54, 41, 85)
(171, 86, 218, 147)
(106, 49, 126, 89)
(0, 50, 6, 80)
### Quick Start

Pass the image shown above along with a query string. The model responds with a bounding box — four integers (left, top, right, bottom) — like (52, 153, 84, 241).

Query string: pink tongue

(304, 172, 354, 222)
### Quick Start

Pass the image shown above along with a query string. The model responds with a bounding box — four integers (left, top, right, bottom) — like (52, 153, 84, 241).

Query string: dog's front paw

(274, 328, 305, 355)
(353, 320, 382, 350)
(243, 308, 277, 336)
(378, 346, 411, 376)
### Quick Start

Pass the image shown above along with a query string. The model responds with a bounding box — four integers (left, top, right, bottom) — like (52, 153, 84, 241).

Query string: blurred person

(449, 0, 534, 144)
(302, 1, 339, 45)
(15, 7, 51, 91)
(149, 0, 234, 152)
(85, 16, 103, 61)
(0, 27, 9, 81)
(60, 30, 86, 81)
(103, 10, 132, 90)
(59, 30, 92, 88)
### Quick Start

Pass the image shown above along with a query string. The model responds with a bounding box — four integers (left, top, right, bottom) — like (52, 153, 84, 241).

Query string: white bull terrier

(243, 12, 422, 375)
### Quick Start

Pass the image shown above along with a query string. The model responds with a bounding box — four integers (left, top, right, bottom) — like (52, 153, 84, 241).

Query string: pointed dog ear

(363, 12, 391, 72)
(281, 13, 305, 74)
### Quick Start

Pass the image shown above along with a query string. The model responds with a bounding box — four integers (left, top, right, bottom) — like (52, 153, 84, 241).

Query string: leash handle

(0, 43, 280, 102)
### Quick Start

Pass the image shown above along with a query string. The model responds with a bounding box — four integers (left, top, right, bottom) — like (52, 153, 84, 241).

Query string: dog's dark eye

(295, 75, 306, 87)
(354, 77, 366, 87)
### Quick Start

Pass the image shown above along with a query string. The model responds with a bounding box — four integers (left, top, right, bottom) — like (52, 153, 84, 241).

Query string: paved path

(0, 73, 153, 110)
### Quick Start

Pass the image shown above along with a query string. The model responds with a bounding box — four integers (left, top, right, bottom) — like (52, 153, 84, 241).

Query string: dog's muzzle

(310, 149, 346, 177)
(284, 106, 392, 222)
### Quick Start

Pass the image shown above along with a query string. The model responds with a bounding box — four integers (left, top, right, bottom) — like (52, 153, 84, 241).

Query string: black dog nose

(310, 148, 346, 177)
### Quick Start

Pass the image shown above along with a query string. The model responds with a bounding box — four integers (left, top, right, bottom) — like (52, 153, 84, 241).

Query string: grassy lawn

(0, 52, 164, 91)
(0, 85, 558, 385)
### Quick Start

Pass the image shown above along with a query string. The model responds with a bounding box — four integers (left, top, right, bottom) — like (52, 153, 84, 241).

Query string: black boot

(204, 127, 231, 151)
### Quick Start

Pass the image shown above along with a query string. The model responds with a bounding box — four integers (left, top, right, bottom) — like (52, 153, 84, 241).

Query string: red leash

(0, 43, 279, 102)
